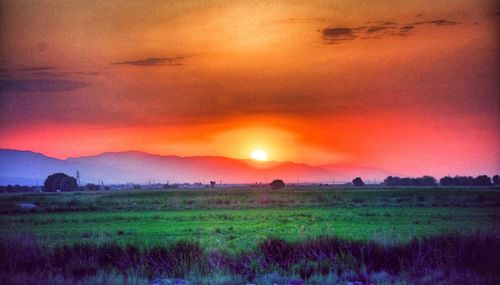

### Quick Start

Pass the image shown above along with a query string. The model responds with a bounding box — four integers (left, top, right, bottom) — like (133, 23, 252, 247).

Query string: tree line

(1, 173, 499, 193)
(383, 176, 438, 187)
(353, 174, 500, 187)
(439, 175, 499, 187)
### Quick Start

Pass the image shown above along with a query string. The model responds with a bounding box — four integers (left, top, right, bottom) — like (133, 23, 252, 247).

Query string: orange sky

(0, 0, 499, 176)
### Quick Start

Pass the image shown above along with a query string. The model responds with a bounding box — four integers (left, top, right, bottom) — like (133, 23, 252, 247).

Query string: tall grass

(1, 232, 499, 284)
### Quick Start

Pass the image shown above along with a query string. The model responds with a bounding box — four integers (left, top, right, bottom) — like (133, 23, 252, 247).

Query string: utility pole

(76, 170, 80, 187)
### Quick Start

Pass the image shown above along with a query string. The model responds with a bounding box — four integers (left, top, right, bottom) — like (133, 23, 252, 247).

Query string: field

(1, 187, 500, 284)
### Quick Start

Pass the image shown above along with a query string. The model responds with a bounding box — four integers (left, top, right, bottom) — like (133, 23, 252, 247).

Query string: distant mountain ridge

(0, 149, 398, 185)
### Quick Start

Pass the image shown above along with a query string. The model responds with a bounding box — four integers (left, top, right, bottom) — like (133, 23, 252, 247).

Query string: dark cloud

(400, 25, 414, 30)
(0, 67, 99, 90)
(286, 17, 327, 22)
(30, 71, 66, 78)
(73, 71, 100, 76)
(323, 27, 353, 37)
(322, 18, 459, 44)
(19, 66, 57, 72)
(413, 19, 458, 26)
(322, 28, 356, 44)
(428, 19, 457, 25)
(272, 17, 329, 25)
(113, 57, 186, 66)
(395, 25, 415, 36)
(0, 79, 89, 92)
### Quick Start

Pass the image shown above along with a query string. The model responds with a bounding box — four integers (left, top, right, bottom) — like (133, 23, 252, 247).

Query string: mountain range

(0, 149, 398, 185)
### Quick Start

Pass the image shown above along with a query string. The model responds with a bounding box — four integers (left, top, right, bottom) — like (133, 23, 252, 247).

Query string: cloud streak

(413, 19, 458, 26)
(322, 18, 459, 44)
(0, 79, 89, 92)
(113, 57, 186, 67)
(18, 66, 57, 72)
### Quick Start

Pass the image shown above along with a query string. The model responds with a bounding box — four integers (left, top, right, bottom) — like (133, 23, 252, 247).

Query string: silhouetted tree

(210, 181, 216, 188)
(420, 176, 438, 186)
(60, 176, 78, 191)
(384, 176, 396, 186)
(473, 175, 492, 186)
(493, 175, 500, 186)
(439, 176, 454, 186)
(439, 175, 492, 186)
(270, 179, 285, 190)
(352, 177, 364, 187)
(85, 183, 100, 191)
(384, 176, 437, 187)
(44, 173, 77, 192)
(0, 185, 37, 193)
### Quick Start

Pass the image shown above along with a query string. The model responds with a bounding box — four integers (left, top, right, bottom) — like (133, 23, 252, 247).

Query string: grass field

(1, 187, 499, 284)
(1, 207, 499, 251)
(2, 187, 500, 213)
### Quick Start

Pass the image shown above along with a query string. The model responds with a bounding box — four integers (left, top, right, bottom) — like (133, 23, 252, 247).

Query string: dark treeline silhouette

(1, 173, 499, 193)
(384, 176, 437, 187)
(382, 175, 499, 187)
(439, 175, 493, 187)
(0, 185, 40, 193)
(85, 183, 100, 191)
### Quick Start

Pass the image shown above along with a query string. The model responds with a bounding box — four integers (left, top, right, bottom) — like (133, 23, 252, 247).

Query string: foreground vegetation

(1, 187, 499, 284)
(1, 233, 499, 284)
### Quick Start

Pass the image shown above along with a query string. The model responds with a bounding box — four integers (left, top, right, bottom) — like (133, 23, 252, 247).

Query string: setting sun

(251, 149, 268, 161)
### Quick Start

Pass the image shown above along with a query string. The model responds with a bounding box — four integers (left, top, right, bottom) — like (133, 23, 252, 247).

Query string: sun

(251, 149, 268, 161)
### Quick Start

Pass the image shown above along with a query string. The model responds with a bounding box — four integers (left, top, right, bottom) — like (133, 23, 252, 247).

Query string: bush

(270, 179, 285, 190)
(492, 175, 500, 186)
(44, 173, 78, 192)
(352, 177, 364, 187)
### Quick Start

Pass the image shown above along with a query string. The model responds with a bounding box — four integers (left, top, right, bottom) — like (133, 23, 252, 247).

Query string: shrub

(270, 179, 285, 190)
(44, 173, 78, 192)
(352, 177, 365, 187)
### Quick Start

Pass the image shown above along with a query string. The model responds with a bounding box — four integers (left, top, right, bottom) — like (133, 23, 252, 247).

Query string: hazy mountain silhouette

(0, 149, 397, 185)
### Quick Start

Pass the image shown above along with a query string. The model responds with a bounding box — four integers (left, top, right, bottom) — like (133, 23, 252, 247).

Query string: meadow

(2, 187, 500, 212)
(1, 187, 499, 284)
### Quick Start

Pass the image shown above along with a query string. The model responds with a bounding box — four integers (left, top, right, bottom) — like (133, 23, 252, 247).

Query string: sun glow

(251, 149, 268, 161)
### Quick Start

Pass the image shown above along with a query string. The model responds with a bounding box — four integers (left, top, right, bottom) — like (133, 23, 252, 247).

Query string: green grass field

(2, 187, 500, 212)
(1, 207, 498, 251)
(1, 187, 499, 251)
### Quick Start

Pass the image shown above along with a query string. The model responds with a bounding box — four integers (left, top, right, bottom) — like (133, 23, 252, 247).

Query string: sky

(0, 0, 499, 177)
